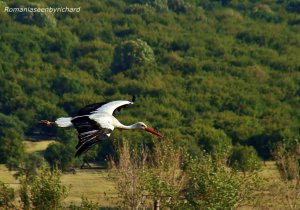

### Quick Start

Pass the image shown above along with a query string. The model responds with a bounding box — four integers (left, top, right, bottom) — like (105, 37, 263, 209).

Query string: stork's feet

(39, 120, 56, 126)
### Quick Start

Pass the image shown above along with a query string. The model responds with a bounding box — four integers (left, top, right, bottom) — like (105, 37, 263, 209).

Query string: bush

(251, 4, 281, 23)
(110, 140, 186, 209)
(68, 197, 100, 210)
(110, 139, 260, 209)
(197, 125, 232, 160)
(112, 39, 155, 73)
(19, 164, 68, 210)
(185, 152, 261, 209)
(272, 139, 300, 181)
(0, 182, 15, 209)
(228, 145, 261, 174)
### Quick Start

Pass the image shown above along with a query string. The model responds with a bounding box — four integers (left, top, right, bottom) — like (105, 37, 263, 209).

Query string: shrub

(272, 139, 300, 181)
(228, 145, 261, 174)
(251, 4, 281, 23)
(0, 182, 15, 209)
(185, 152, 261, 209)
(19, 164, 68, 210)
(112, 39, 155, 73)
(197, 125, 232, 161)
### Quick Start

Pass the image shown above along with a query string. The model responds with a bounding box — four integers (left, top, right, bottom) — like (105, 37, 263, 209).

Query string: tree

(0, 113, 25, 169)
(44, 142, 77, 171)
(112, 39, 155, 73)
(228, 145, 261, 175)
(197, 125, 232, 161)
(185, 152, 261, 209)
(19, 164, 68, 210)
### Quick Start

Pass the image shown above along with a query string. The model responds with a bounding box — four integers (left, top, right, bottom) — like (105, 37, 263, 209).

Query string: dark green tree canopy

(228, 145, 261, 173)
(112, 39, 155, 73)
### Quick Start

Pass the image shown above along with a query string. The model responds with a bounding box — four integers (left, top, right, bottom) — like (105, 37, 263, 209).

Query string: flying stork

(40, 97, 162, 157)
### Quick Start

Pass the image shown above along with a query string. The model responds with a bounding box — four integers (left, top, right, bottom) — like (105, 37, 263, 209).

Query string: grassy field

(0, 165, 18, 185)
(23, 140, 55, 153)
(61, 169, 118, 206)
(0, 140, 118, 207)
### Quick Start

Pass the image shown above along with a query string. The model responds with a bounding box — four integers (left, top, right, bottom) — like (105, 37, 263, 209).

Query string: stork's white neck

(116, 122, 138, 130)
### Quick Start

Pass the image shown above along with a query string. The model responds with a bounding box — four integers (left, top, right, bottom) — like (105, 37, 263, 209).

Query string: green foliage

(185, 153, 260, 209)
(9, 2, 56, 27)
(251, 4, 281, 23)
(112, 140, 260, 209)
(44, 142, 77, 171)
(112, 39, 155, 73)
(272, 139, 300, 181)
(0, 113, 25, 168)
(19, 164, 68, 210)
(140, 140, 186, 208)
(196, 125, 232, 160)
(0, 182, 15, 210)
(228, 145, 261, 174)
(68, 197, 100, 210)
(15, 153, 46, 180)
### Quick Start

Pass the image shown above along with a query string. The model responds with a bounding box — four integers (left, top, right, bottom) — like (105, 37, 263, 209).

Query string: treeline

(0, 0, 300, 169)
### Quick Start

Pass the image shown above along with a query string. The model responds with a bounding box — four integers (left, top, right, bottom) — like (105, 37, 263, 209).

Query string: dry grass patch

(23, 140, 55, 153)
(61, 169, 117, 206)
(0, 164, 17, 184)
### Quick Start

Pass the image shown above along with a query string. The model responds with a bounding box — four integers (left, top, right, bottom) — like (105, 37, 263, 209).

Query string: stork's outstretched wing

(92, 100, 133, 115)
(71, 116, 113, 157)
(75, 96, 135, 117)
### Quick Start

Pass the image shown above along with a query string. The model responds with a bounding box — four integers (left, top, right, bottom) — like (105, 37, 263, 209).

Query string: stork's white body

(55, 100, 133, 130)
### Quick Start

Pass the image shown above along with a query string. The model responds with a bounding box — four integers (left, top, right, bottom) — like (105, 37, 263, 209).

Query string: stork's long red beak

(145, 127, 162, 138)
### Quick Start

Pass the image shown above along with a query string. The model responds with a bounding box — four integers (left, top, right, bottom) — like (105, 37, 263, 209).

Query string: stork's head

(135, 122, 162, 137)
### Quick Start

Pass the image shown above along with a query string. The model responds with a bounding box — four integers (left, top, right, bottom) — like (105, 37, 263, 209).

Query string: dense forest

(1, 0, 300, 209)
(0, 0, 300, 185)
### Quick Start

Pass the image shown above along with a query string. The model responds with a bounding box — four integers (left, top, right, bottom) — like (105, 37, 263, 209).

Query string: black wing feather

(76, 99, 134, 116)
(71, 116, 112, 157)
(76, 102, 108, 116)
(75, 129, 111, 157)
(113, 104, 130, 114)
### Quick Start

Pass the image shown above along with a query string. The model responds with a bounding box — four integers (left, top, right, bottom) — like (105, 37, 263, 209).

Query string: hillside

(1, 0, 300, 161)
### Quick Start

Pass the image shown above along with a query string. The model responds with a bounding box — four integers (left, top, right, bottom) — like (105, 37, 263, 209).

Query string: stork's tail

(55, 117, 72, 127)
(39, 117, 72, 127)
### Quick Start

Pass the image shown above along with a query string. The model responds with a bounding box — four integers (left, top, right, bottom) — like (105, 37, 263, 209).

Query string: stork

(39, 97, 162, 157)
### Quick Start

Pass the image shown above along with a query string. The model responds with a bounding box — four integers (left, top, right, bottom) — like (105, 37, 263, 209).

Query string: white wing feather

(91, 100, 133, 115)
(89, 113, 115, 131)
